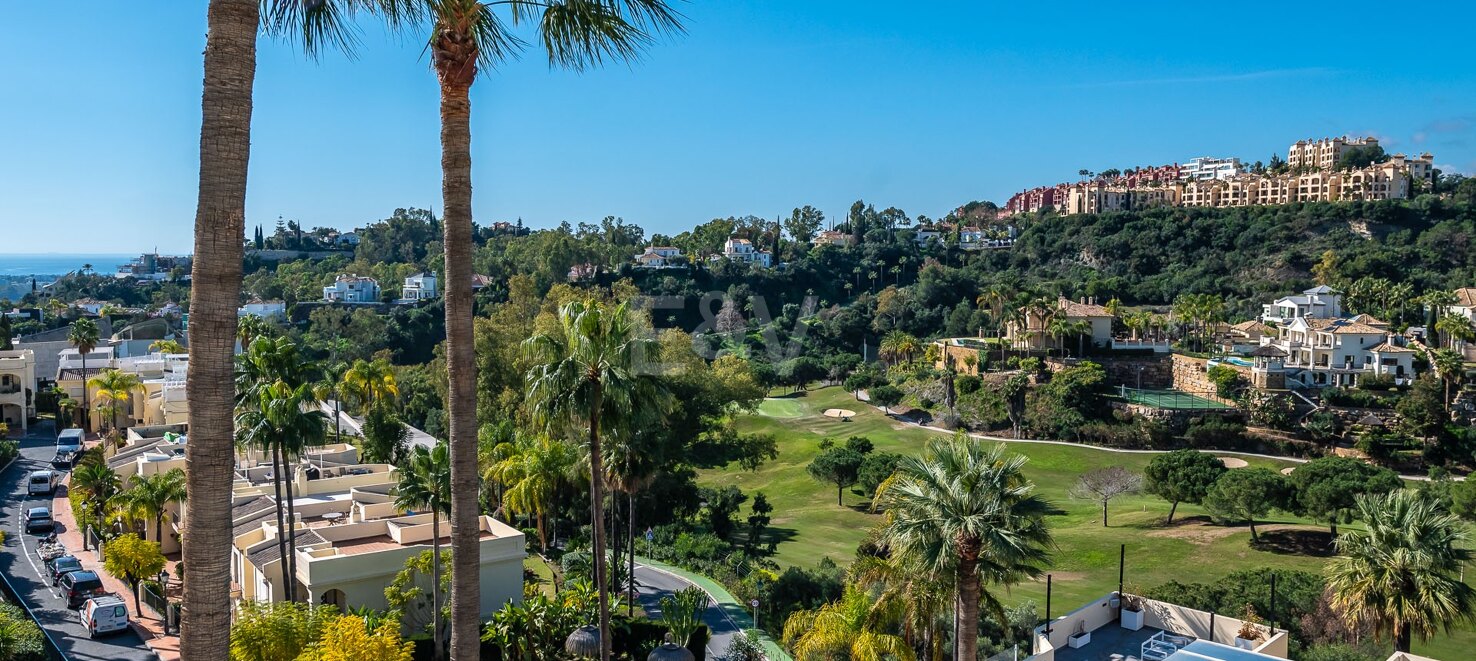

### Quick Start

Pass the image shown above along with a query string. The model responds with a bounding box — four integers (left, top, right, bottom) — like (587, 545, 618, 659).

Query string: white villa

(239, 298, 286, 319)
(634, 246, 683, 269)
(1259, 316, 1415, 387)
(323, 274, 381, 304)
(713, 238, 772, 268)
(400, 272, 438, 302)
(1260, 285, 1342, 324)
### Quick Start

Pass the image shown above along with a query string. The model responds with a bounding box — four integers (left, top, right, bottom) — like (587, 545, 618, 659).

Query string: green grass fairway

(705, 386, 1473, 659)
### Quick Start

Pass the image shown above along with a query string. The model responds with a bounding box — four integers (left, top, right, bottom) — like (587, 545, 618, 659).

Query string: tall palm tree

(68, 318, 100, 431)
(524, 300, 671, 660)
(71, 462, 121, 550)
(1432, 349, 1465, 411)
(308, 4, 688, 658)
(875, 438, 1055, 661)
(1435, 313, 1475, 351)
(782, 585, 914, 661)
(117, 468, 188, 544)
(234, 380, 329, 603)
(179, 0, 256, 634)
(341, 358, 400, 412)
(396, 442, 453, 660)
(1328, 491, 1475, 653)
(87, 368, 143, 433)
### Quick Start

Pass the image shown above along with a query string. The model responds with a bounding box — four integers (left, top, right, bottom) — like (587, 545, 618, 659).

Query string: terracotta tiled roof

(1329, 322, 1386, 335)
(1348, 314, 1388, 327)
(1057, 298, 1113, 318)
(1454, 288, 1476, 308)
(1231, 320, 1274, 335)
(1369, 342, 1415, 353)
(1248, 345, 1288, 357)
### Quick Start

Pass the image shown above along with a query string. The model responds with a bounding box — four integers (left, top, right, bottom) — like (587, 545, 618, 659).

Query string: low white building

(1260, 285, 1342, 324)
(713, 238, 772, 268)
(400, 272, 438, 301)
(323, 274, 381, 304)
(239, 299, 286, 319)
(633, 246, 683, 269)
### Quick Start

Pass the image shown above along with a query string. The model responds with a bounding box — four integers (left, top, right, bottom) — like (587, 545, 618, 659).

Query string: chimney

(1079, 297, 1086, 305)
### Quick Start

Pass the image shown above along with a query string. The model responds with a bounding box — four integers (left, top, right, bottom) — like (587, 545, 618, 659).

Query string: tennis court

(1119, 387, 1232, 410)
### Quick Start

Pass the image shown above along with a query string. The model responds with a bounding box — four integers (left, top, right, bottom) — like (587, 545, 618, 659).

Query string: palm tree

(236, 313, 275, 348)
(340, 358, 400, 413)
(850, 553, 951, 661)
(782, 585, 914, 661)
(234, 381, 328, 604)
(179, 0, 358, 652)
(68, 318, 99, 431)
(396, 442, 453, 660)
(1328, 491, 1475, 653)
(880, 330, 919, 368)
(294, 5, 687, 658)
(1067, 319, 1093, 357)
(71, 462, 121, 550)
(117, 468, 188, 544)
(524, 300, 672, 660)
(1435, 313, 1475, 351)
(148, 339, 186, 354)
(1432, 349, 1465, 411)
(875, 437, 1055, 661)
(87, 368, 143, 433)
(485, 433, 576, 553)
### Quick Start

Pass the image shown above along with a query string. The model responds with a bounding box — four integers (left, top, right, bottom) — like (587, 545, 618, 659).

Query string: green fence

(1117, 387, 1232, 410)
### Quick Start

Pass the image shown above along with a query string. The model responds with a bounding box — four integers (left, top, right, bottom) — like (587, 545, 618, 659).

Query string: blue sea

(0, 254, 138, 278)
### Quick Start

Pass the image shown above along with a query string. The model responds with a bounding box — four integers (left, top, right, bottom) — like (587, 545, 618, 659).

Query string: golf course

(698, 386, 1474, 658)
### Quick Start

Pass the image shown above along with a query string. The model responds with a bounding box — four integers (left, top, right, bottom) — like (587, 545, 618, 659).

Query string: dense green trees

(1288, 457, 1402, 535)
(1203, 468, 1291, 540)
(1144, 450, 1228, 524)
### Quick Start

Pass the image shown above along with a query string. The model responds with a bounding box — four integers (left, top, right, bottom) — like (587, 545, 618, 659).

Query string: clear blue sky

(3, 2, 1474, 254)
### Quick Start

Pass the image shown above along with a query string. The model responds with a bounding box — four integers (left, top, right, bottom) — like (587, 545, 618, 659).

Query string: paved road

(1, 422, 155, 660)
(633, 563, 741, 659)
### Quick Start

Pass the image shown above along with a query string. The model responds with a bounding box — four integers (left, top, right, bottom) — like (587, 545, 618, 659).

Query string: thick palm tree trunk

(432, 513, 444, 661)
(955, 541, 981, 661)
(183, 1, 257, 657)
(436, 66, 482, 660)
(589, 386, 612, 661)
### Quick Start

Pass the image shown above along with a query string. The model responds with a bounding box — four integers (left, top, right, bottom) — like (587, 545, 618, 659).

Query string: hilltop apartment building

(1002, 136, 1434, 217)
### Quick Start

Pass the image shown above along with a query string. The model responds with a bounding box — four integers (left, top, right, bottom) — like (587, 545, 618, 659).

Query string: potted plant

(1234, 604, 1265, 650)
(1068, 621, 1091, 649)
(1120, 592, 1145, 631)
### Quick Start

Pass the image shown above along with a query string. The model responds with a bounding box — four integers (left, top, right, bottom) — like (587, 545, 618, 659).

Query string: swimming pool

(1166, 640, 1278, 661)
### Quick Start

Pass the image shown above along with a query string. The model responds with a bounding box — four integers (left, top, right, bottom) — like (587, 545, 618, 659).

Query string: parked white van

(79, 595, 130, 637)
(27, 470, 58, 497)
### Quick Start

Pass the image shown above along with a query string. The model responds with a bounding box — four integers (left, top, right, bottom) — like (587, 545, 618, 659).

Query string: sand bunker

(1218, 457, 1249, 469)
(823, 409, 857, 419)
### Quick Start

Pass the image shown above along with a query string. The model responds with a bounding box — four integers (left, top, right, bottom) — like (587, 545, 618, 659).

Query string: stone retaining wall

(1170, 354, 1245, 405)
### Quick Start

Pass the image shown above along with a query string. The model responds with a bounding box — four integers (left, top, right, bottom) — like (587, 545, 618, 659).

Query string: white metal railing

(1141, 630, 1193, 661)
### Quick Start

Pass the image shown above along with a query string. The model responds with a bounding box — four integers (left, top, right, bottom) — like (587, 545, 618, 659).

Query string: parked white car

(79, 595, 130, 637)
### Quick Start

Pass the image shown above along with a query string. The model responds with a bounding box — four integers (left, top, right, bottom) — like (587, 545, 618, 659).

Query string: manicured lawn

(701, 386, 1474, 659)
